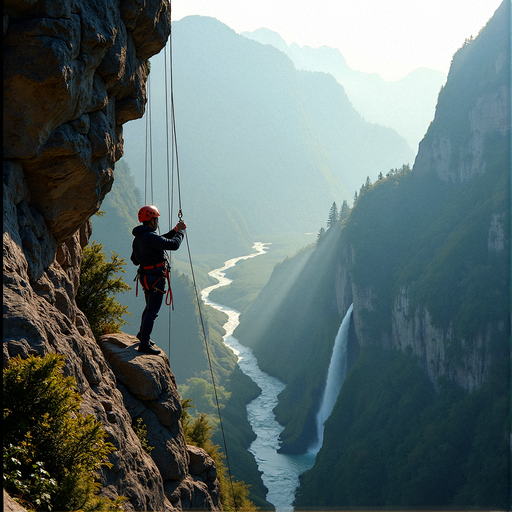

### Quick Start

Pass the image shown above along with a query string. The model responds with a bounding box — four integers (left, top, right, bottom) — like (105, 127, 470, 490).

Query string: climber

(131, 205, 187, 355)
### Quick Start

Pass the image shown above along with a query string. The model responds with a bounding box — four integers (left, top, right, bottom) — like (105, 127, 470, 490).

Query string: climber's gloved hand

(175, 220, 187, 231)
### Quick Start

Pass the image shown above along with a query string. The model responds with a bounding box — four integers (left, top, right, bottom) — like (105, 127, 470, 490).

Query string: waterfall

(309, 303, 353, 455)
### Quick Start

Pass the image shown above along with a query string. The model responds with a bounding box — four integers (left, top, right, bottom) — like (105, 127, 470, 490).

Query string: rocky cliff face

(414, 85, 510, 185)
(339, 276, 505, 393)
(390, 287, 498, 392)
(333, 1, 510, 393)
(3, 0, 220, 509)
(98, 334, 220, 510)
(4, 0, 171, 247)
(413, 2, 510, 185)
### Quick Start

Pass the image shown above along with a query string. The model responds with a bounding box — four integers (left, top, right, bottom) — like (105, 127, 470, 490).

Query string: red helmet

(138, 205, 160, 222)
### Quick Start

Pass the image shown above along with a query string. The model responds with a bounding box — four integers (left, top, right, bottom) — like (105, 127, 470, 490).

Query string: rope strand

(165, 15, 239, 510)
(144, 73, 149, 204)
(163, 44, 174, 360)
(145, 73, 154, 204)
(183, 232, 239, 511)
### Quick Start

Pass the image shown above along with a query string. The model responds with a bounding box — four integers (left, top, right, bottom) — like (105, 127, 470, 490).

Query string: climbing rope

(163, 43, 174, 362)
(142, 9, 239, 509)
(144, 73, 154, 205)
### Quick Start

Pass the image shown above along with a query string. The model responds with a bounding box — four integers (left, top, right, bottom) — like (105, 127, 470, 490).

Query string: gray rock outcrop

(3, 0, 221, 509)
(3, 0, 170, 245)
(98, 334, 221, 509)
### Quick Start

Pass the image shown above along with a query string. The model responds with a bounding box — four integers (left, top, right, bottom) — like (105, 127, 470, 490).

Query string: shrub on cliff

(3, 354, 123, 511)
(76, 241, 131, 339)
(181, 399, 259, 511)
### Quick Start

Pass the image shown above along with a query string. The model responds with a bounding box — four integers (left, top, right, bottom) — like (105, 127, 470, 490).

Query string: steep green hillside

(345, 155, 509, 341)
(285, 133, 509, 505)
(294, 160, 509, 507)
(295, 346, 510, 508)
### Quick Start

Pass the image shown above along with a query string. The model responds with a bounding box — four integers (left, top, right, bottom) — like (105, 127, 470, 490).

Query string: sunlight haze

(172, 0, 503, 80)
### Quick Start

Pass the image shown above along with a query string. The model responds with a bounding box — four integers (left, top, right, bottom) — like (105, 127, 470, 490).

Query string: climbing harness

(134, 261, 173, 306)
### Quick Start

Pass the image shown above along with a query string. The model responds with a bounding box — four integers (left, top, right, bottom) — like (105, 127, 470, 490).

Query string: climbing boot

(138, 343, 161, 355)
(136, 333, 157, 347)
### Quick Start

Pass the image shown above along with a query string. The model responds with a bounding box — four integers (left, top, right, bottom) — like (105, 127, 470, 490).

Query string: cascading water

(309, 303, 353, 455)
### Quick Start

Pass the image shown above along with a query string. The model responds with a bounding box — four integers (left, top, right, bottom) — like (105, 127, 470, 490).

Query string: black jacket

(131, 225, 184, 274)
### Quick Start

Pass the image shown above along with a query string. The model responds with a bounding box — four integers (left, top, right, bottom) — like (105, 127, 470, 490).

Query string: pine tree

(317, 227, 326, 245)
(327, 202, 338, 229)
(339, 200, 350, 221)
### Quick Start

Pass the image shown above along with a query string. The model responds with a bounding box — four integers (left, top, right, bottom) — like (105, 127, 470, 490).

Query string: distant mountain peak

(241, 26, 445, 151)
(241, 27, 289, 52)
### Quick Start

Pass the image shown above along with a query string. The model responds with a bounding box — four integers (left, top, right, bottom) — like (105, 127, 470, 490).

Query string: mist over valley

(121, 15, 419, 257)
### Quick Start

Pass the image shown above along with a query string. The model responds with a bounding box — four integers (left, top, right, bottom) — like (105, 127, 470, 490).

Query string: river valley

(200, 243, 316, 510)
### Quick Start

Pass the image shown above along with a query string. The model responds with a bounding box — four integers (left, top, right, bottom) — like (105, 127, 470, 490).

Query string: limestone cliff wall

(3, 1, 220, 509)
(335, 238, 507, 393)
(413, 4, 510, 185)
(413, 85, 510, 184)
(333, 3, 510, 392)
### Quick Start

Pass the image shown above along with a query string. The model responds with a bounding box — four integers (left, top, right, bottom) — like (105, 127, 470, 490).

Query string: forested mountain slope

(236, 1, 510, 508)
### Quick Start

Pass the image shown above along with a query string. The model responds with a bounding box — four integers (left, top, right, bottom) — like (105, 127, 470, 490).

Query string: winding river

(200, 243, 316, 511)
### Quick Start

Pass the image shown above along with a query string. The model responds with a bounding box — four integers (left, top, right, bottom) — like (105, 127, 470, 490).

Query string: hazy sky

(171, 0, 503, 81)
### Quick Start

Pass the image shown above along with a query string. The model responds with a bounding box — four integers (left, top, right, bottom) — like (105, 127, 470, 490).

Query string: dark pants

(138, 274, 165, 346)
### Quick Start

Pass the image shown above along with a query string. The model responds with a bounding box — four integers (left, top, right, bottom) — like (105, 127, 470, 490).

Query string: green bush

(178, 377, 231, 418)
(132, 417, 154, 454)
(3, 354, 121, 511)
(3, 445, 56, 510)
(76, 241, 131, 339)
(181, 399, 259, 511)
